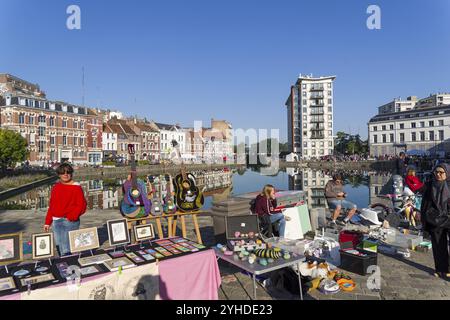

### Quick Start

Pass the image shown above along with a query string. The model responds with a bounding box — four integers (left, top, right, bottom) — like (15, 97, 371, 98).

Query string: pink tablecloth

(159, 249, 221, 300)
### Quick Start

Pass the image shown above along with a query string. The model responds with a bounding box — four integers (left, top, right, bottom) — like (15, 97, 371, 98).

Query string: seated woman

(405, 168, 424, 193)
(254, 185, 290, 237)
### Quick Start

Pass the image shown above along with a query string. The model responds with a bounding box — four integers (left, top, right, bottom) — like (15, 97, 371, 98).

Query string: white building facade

(368, 105, 450, 156)
(285, 74, 336, 158)
(155, 123, 185, 159)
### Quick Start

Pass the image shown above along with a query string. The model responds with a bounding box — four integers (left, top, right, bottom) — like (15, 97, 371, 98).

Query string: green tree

(0, 129, 28, 171)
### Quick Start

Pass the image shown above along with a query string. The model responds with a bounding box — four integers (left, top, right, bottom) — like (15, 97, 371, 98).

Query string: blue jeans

(52, 218, 80, 256)
(269, 213, 286, 237)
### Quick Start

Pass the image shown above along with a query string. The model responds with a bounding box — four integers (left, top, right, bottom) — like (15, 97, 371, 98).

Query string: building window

(49, 117, 55, 126)
(411, 132, 416, 141)
(390, 133, 394, 142)
(62, 119, 67, 128)
(373, 135, 378, 143)
(38, 115, 46, 123)
(373, 126, 377, 131)
(382, 134, 386, 143)
(328, 99, 332, 105)
(411, 122, 416, 128)
(429, 131, 434, 141)
(399, 123, 404, 129)
(439, 120, 444, 126)
(29, 115, 34, 125)
(390, 124, 394, 130)
(400, 133, 405, 142)
(63, 136, 67, 146)
(38, 127, 45, 136)
(328, 91, 332, 96)
(328, 106, 332, 112)
(50, 136, 55, 145)
(303, 107, 307, 113)
(38, 141, 45, 153)
(439, 130, 444, 141)
(420, 121, 425, 128)
(382, 125, 386, 130)
(420, 132, 425, 141)
(429, 121, 434, 127)
(19, 113, 25, 124)
(302, 84, 306, 89)
(303, 99, 307, 105)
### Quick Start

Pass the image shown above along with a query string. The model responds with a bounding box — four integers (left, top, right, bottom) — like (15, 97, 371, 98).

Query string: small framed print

(107, 219, 131, 247)
(0, 233, 23, 266)
(20, 273, 55, 287)
(68, 227, 100, 254)
(133, 224, 155, 242)
(32, 233, 54, 260)
(0, 277, 16, 291)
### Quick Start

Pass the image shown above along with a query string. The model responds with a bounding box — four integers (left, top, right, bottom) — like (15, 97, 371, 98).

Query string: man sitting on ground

(325, 174, 357, 227)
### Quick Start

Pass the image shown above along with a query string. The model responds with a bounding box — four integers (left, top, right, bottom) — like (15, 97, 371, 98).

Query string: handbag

(425, 206, 450, 229)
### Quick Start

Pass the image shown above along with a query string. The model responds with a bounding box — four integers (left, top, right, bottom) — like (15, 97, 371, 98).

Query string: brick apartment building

(0, 74, 102, 165)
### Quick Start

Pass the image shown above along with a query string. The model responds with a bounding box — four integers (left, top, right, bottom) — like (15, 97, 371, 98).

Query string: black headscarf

(431, 163, 450, 213)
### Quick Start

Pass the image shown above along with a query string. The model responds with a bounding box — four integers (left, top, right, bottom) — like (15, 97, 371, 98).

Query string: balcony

(310, 108, 324, 115)
(309, 93, 324, 99)
(310, 117, 325, 123)
(310, 86, 324, 91)
(311, 134, 325, 139)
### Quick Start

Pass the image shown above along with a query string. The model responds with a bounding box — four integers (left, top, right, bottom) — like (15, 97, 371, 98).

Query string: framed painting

(107, 219, 130, 247)
(133, 223, 155, 242)
(0, 277, 16, 291)
(68, 227, 100, 254)
(32, 233, 54, 260)
(0, 233, 23, 266)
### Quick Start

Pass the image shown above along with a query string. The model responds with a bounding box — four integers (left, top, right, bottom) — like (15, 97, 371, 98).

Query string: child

(405, 168, 424, 193)
(44, 163, 87, 256)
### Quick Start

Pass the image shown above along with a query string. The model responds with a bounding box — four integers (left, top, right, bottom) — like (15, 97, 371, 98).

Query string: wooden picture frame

(0, 233, 23, 266)
(68, 227, 100, 254)
(107, 219, 131, 247)
(32, 233, 54, 260)
(133, 223, 155, 242)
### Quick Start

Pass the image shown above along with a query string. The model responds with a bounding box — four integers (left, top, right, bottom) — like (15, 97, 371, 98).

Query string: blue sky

(1, 0, 450, 141)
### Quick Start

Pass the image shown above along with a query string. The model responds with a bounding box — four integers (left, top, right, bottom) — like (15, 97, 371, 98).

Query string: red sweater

(405, 175, 424, 193)
(45, 182, 87, 225)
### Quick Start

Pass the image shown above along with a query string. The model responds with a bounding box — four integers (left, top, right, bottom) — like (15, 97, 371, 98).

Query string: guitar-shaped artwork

(163, 174, 177, 214)
(147, 176, 163, 216)
(120, 144, 151, 218)
(171, 140, 204, 212)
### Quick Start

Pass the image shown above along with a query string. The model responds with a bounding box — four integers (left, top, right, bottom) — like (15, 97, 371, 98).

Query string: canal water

(0, 167, 386, 212)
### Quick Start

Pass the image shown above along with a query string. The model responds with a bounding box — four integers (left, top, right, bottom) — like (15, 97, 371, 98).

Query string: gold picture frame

(32, 232, 54, 260)
(0, 233, 23, 266)
(0, 277, 16, 291)
(68, 227, 100, 254)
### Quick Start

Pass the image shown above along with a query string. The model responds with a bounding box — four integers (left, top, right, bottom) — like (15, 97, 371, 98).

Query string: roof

(155, 122, 181, 131)
(108, 123, 126, 135)
(120, 123, 138, 135)
(368, 104, 450, 123)
(134, 122, 157, 132)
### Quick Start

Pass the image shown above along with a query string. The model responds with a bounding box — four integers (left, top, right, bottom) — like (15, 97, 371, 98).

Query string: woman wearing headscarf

(420, 163, 450, 278)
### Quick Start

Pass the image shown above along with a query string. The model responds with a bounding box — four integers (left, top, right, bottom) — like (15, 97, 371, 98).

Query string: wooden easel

(126, 211, 203, 244)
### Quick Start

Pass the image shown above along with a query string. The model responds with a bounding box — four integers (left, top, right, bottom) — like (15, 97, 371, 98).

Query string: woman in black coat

(420, 163, 450, 278)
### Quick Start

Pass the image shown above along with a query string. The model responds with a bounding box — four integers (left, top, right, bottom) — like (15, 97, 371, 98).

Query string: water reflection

(0, 169, 234, 211)
(0, 167, 399, 212)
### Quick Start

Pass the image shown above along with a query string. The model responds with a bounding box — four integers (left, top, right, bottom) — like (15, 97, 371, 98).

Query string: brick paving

(1, 209, 449, 300)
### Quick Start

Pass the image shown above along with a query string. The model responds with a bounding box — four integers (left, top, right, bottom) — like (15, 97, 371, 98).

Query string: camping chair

(258, 215, 280, 238)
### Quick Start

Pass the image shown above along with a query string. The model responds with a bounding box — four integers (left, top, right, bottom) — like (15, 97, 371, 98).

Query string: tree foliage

(0, 129, 28, 170)
(334, 131, 368, 155)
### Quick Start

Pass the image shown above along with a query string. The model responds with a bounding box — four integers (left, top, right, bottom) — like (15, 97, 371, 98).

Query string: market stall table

(215, 249, 306, 300)
(0, 238, 219, 300)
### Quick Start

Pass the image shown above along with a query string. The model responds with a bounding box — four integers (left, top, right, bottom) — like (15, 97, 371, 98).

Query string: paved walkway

(1, 209, 449, 300)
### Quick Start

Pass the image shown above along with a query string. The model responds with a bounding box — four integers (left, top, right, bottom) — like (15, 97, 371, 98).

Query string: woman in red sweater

(44, 163, 87, 256)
